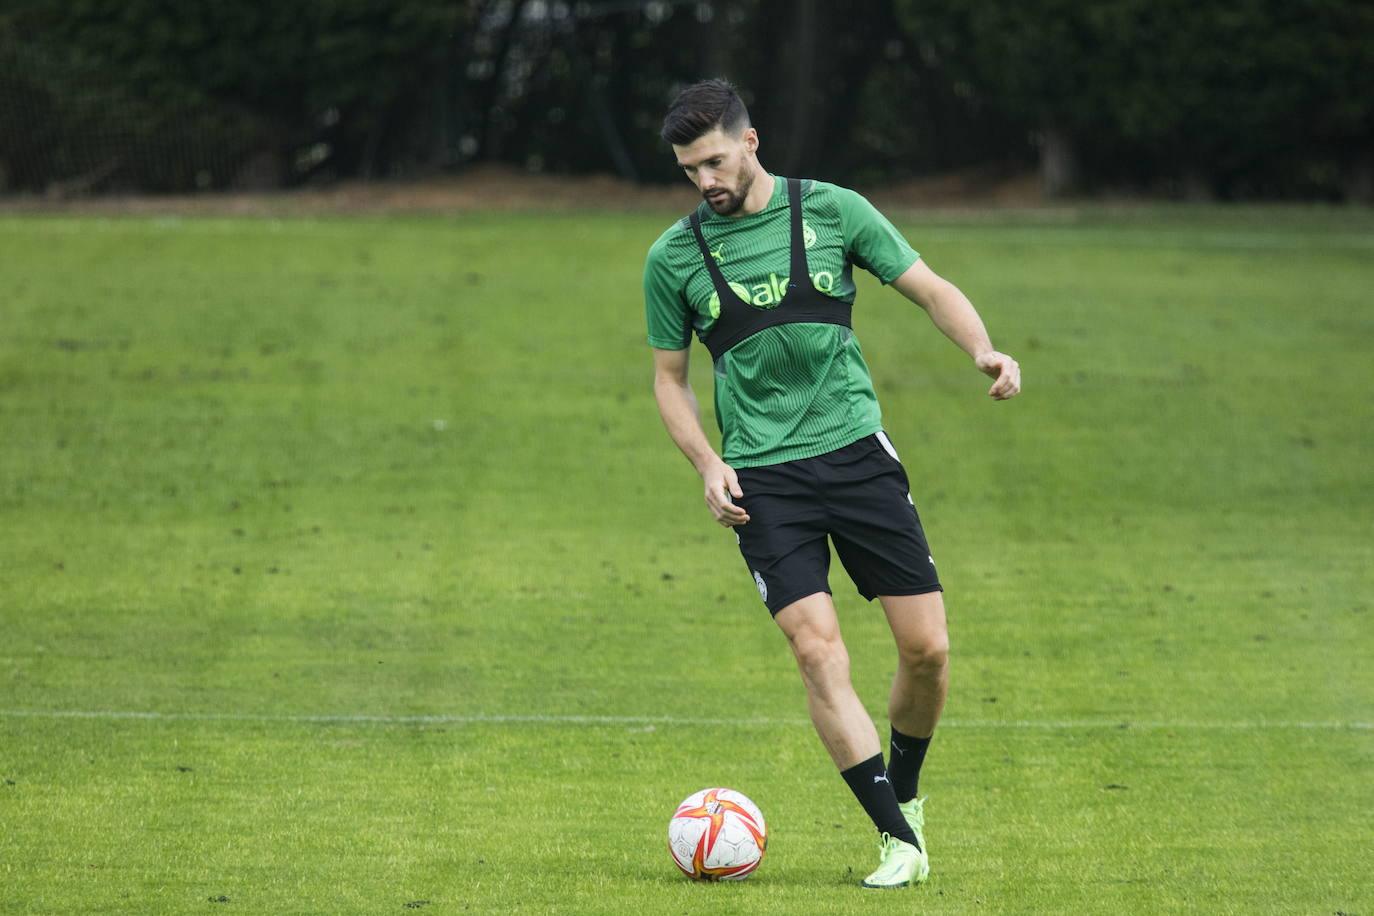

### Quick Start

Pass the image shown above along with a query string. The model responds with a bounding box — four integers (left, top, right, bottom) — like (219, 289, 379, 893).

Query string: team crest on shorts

(753, 570, 768, 603)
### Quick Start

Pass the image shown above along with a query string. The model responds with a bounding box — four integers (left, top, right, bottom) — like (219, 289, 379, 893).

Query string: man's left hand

(975, 351, 1021, 400)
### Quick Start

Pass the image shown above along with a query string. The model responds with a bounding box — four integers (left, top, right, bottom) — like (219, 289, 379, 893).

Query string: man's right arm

(651, 346, 750, 527)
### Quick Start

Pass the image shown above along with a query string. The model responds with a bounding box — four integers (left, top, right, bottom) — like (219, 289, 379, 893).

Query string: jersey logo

(710, 243, 726, 262)
(802, 220, 817, 249)
(707, 271, 838, 316)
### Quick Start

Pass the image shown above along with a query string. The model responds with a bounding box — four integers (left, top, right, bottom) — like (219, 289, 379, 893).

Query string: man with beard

(643, 79, 1021, 888)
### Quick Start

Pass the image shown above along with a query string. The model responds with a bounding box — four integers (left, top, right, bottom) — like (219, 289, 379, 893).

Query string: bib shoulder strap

(688, 209, 735, 300)
(786, 178, 808, 289)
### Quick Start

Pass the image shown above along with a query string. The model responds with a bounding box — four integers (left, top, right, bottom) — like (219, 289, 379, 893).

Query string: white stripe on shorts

(875, 430, 901, 462)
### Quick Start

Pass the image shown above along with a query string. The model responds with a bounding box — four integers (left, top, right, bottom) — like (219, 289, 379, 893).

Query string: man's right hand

(702, 461, 750, 527)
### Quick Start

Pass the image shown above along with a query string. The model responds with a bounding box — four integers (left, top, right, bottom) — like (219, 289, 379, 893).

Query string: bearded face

(703, 161, 756, 216)
(673, 127, 763, 218)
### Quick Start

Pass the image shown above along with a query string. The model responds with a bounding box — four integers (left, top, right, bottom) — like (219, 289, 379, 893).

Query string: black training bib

(688, 177, 853, 361)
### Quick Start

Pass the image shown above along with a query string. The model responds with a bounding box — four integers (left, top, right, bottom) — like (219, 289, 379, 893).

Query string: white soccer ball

(667, 787, 768, 881)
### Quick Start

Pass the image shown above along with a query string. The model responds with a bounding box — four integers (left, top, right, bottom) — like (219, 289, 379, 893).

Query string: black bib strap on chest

(689, 177, 853, 362)
(784, 176, 810, 294)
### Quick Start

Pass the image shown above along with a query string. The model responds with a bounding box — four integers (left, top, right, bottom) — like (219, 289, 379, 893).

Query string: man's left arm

(890, 259, 1022, 401)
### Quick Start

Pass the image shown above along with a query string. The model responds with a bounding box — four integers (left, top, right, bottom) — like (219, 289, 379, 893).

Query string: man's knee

(775, 594, 847, 676)
(880, 591, 949, 675)
(786, 625, 852, 690)
(896, 630, 949, 675)
(790, 626, 848, 672)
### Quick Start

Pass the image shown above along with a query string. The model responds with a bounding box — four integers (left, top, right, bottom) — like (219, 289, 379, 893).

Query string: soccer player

(644, 79, 1021, 888)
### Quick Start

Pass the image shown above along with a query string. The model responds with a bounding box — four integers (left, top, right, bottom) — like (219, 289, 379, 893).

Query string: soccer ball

(667, 787, 768, 881)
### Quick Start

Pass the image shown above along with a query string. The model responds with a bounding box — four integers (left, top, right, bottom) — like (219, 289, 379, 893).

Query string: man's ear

(742, 127, 759, 154)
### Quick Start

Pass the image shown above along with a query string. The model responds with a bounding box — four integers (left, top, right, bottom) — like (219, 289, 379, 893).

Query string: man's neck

(732, 169, 775, 218)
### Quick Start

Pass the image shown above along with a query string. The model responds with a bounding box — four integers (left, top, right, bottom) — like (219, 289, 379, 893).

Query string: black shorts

(733, 432, 943, 615)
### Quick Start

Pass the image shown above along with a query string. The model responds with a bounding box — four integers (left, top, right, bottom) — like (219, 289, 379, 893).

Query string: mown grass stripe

(3, 216, 1372, 251)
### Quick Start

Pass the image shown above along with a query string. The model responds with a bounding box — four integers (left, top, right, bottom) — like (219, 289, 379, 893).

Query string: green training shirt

(644, 176, 920, 468)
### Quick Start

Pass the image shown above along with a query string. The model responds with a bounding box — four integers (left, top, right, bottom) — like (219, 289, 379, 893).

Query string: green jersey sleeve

(643, 228, 693, 350)
(834, 186, 920, 285)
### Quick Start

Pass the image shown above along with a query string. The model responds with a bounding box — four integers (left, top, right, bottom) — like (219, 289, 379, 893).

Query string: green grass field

(1, 203, 1371, 914)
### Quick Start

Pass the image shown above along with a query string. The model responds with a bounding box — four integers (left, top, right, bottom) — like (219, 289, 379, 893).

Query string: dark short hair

(660, 79, 751, 146)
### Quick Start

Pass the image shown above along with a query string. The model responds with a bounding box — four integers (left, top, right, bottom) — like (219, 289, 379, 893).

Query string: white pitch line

(0, 709, 1368, 730)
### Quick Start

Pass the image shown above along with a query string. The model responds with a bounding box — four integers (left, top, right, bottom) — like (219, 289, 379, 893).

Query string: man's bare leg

(878, 590, 948, 873)
(775, 590, 927, 885)
(774, 591, 879, 768)
(880, 591, 950, 740)
(774, 591, 919, 848)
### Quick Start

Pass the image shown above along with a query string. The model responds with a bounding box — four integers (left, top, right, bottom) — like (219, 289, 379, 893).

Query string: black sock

(888, 727, 932, 804)
(839, 753, 920, 849)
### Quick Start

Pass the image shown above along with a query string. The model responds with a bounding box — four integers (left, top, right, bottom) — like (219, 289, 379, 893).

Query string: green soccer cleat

(898, 796, 929, 869)
(861, 833, 928, 889)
